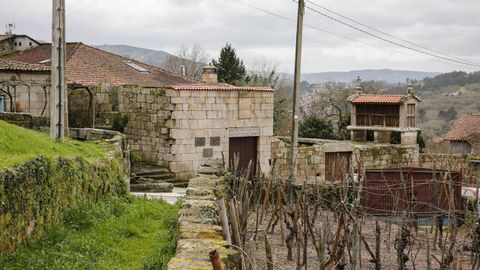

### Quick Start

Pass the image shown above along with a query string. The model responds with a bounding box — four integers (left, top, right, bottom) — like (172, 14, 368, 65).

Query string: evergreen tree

(212, 43, 246, 85)
(299, 115, 336, 139)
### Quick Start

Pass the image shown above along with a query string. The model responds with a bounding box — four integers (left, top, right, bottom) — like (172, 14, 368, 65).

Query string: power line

(305, 0, 480, 67)
(231, 0, 478, 71)
(301, 1, 480, 69)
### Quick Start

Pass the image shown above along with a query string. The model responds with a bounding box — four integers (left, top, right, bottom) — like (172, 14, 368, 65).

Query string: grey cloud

(1, 0, 479, 73)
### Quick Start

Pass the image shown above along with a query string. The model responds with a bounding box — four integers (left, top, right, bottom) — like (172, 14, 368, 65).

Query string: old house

(445, 113, 480, 155)
(0, 34, 41, 55)
(0, 42, 274, 179)
(0, 59, 50, 114)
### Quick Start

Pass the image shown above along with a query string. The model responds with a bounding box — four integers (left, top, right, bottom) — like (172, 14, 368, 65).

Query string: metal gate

(229, 137, 258, 177)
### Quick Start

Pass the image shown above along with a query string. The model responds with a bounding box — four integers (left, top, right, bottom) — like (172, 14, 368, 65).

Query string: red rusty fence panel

(360, 168, 462, 216)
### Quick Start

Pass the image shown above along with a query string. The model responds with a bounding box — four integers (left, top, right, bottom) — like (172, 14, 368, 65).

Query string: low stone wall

(69, 128, 131, 179)
(0, 112, 49, 131)
(272, 137, 420, 184)
(272, 137, 353, 183)
(353, 143, 420, 169)
(168, 169, 238, 269)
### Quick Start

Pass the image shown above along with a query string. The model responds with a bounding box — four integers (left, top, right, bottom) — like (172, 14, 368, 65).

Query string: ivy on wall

(0, 156, 127, 254)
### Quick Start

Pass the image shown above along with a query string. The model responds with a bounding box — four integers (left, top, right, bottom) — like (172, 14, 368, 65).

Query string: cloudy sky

(2, 0, 479, 73)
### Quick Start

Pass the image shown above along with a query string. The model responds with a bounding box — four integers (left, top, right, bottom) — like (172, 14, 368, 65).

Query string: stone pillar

(401, 131, 418, 145)
(351, 130, 367, 142)
(374, 130, 391, 144)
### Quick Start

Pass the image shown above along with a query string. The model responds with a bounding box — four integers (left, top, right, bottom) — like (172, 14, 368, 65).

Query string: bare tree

(163, 44, 208, 81)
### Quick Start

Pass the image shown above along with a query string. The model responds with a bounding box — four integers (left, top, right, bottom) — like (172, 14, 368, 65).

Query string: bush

(299, 115, 336, 139)
(112, 113, 130, 133)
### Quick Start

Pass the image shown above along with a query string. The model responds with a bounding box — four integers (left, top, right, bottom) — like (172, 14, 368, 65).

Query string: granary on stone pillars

(0, 41, 274, 180)
(347, 81, 421, 145)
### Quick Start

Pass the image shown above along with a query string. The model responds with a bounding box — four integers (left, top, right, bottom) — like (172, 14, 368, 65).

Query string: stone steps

(131, 163, 189, 191)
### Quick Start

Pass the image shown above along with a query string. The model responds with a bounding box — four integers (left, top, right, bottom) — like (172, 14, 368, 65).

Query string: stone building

(0, 34, 41, 55)
(0, 59, 50, 114)
(445, 113, 480, 155)
(347, 84, 421, 145)
(0, 42, 274, 179)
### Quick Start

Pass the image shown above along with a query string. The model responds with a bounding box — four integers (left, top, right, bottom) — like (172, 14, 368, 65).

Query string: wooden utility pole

(50, 0, 67, 141)
(289, 0, 305, 201)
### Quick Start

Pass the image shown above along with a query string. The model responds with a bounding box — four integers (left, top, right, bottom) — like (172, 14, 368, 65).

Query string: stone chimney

(407, 82, 415, 96)
(355, 76, 362, 94)
(202, 64, 218, 84)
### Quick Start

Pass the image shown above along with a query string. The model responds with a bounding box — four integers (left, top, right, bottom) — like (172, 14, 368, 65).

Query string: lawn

(0, 197, 179, 270)
(0, 120, 108, 168)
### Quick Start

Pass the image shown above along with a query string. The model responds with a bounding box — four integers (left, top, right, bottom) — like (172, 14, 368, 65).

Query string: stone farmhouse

(445, 113, 480, 155)
(0, 42, 274, 180)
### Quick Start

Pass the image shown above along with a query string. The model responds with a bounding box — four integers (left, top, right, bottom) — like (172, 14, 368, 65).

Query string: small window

(29, 42, 32, 46)
(14, 42, 17, 46)
(123, 61, 149, 73)
(18, 42, 22, 46)
(406, 104, 416, 127)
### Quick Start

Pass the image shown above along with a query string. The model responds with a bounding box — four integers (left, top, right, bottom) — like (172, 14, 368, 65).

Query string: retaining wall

(168, 169, 238, 269)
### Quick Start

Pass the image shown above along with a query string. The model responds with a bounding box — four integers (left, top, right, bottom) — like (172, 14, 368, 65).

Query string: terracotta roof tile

(445, 114, 480, 141)
(1, 43, 274, 92)
(0, 59, 50, 72)
(169, 84, 273, 92)
(351, 94, 405, 104)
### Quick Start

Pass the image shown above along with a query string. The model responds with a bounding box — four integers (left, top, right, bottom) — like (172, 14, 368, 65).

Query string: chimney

(355, 76, 362, 94)
(407, 82, 415, 96)
(202, 63, 218, 84)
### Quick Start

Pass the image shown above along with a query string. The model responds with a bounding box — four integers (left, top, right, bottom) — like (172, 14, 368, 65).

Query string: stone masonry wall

(271, 138, 352, 184)
(168, 168, 238, 269)
(67, 84, 274, 180)
(0, 72, 50, 116)
(353, 143, 420, 169)
(272, 137, 420, 184)
(166, 89, 274, 180)
(0, 112, 49, 131)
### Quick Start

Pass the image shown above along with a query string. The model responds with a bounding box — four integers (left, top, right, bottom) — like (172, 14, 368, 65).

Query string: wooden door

(229, 137, 258, 177)
(325, 152, 352, 183)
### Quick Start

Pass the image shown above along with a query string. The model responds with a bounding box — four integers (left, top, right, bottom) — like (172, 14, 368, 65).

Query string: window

(14, 42, 17, 46)
(18, 42, 22, 46)
(407, 104, 416, 127)
(123, 61, 149, 73)
(29, 42, 32, 46)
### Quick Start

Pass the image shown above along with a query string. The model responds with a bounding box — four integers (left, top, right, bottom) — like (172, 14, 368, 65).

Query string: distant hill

(95, 44, 175, 68)
(301, 69, 441, 84)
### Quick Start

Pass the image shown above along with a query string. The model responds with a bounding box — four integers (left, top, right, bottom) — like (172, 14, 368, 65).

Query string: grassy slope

(0, 197, 179, 270)
(0, 120, 108, 168)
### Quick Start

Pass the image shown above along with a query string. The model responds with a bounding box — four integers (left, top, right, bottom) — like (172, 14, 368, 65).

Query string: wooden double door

(229, 137, 258, 178)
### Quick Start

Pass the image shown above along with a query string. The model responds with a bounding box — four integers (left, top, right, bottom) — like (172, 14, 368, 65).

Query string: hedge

(0, 156, 127, 254)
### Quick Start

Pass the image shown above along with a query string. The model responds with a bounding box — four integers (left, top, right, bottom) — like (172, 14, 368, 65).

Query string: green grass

(0, 197, 179, 270)
(0, 120, 109, 168)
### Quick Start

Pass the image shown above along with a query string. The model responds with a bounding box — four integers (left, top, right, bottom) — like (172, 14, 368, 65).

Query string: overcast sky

(1, 0, 479, 73)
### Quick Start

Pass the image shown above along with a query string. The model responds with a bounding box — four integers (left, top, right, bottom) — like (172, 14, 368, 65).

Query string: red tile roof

(169, 84, 273, 92)
(1, 43, 274, 92)
(0, 59, 50, 72)
(445, 114, 480, 141)
(351, 94, 405, 104)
